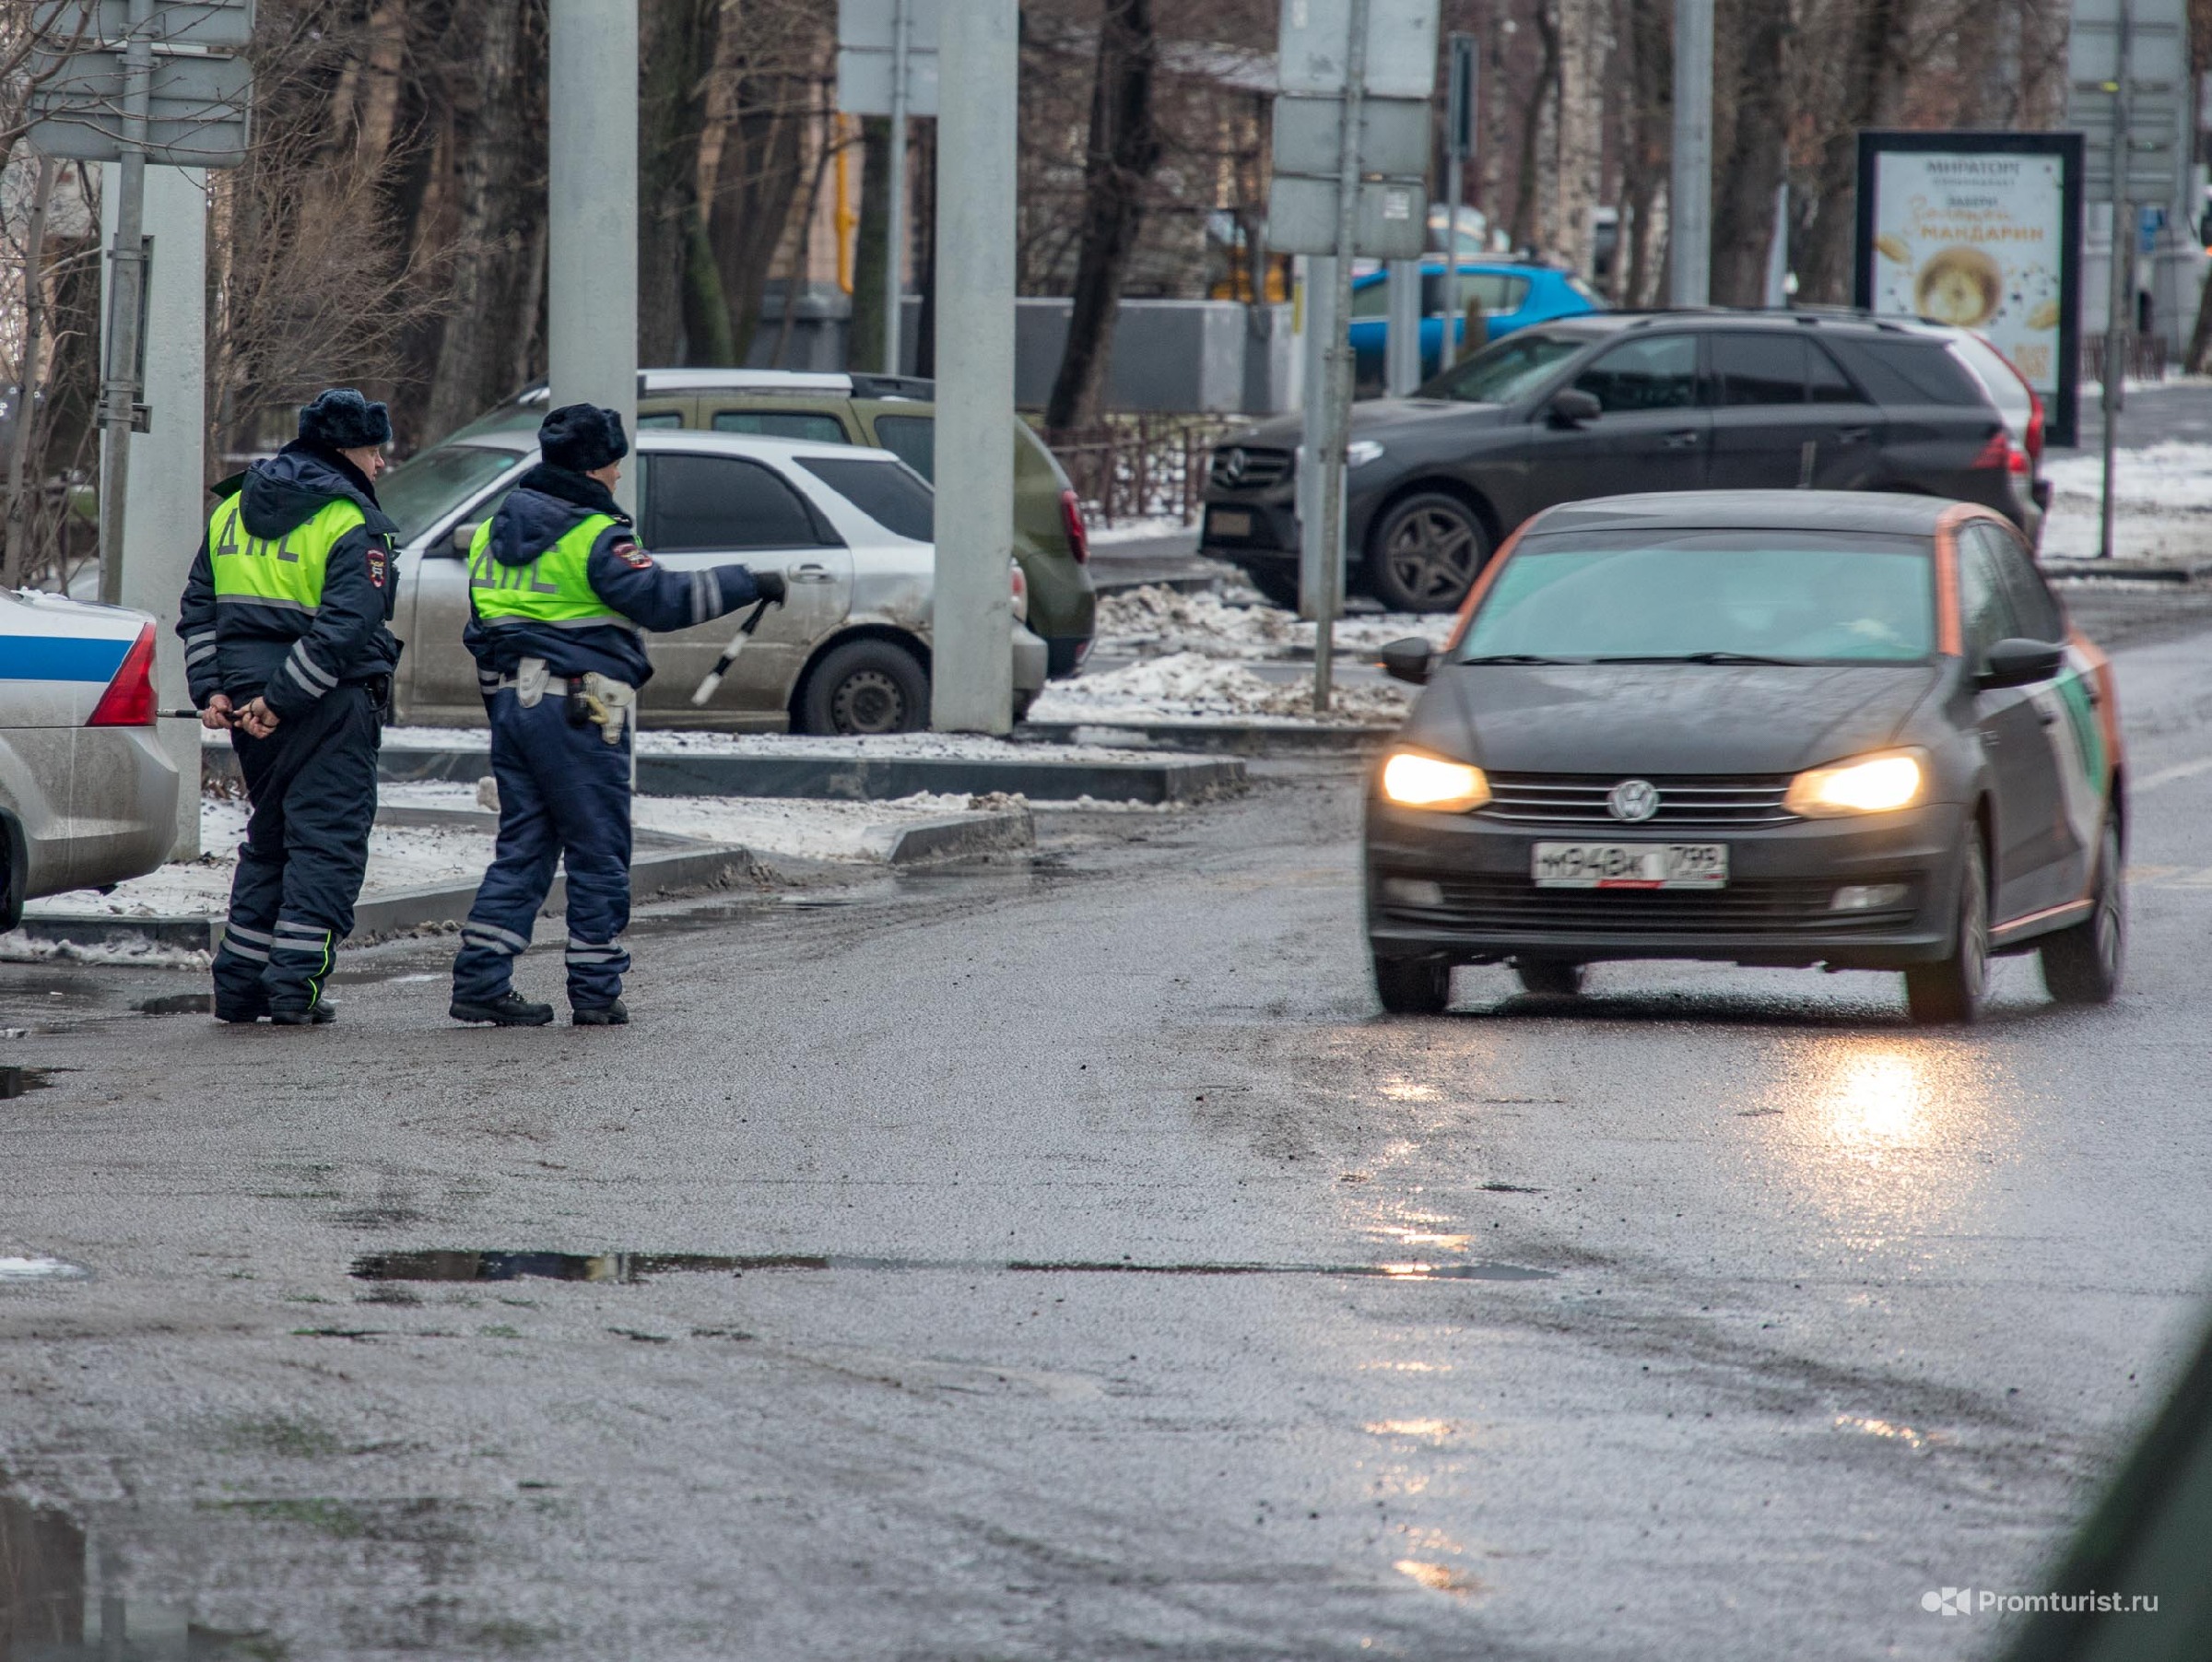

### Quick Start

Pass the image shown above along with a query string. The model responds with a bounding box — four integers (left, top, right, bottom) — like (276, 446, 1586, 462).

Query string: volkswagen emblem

(1217, 446, 1249, 485)
(1606, 779, 1660, 823)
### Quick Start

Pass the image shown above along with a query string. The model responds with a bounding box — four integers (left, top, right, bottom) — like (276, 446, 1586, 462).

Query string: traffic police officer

(448, 404, 782, 1028)
(177, 388, 400, 1025)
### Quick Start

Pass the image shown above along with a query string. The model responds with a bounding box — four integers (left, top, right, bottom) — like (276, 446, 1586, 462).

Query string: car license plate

(1531, 843, 1727, 890)
(1208, 509, 1253, 538)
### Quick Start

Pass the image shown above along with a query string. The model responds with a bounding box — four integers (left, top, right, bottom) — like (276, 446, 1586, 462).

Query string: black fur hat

(539, 404, 629, 474)
(298, 388, 392, 452)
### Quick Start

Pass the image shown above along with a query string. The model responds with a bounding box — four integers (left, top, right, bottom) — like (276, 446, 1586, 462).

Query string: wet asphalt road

(6, 614, 2212, 1659)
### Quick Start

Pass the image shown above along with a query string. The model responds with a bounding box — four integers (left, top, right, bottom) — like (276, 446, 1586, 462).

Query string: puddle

(351, 1250, 1555, 1284)
(0, 1255, 91, 1282)
(0, 1491, 273, 1656)
(1, 1065, 65, 1098)
(136, 993, 212, 1016)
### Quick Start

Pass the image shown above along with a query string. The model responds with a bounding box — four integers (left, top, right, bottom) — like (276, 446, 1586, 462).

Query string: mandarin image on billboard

(1855, 131, 2083, 447)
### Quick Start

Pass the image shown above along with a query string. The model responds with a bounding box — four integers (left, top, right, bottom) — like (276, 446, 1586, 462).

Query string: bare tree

(1708, 0, 1786, 305)
(1046, 0, 1163, 433)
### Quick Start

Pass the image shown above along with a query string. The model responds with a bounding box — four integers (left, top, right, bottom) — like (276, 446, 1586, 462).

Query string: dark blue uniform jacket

(461, 465, 763, 692)
(176, 442, 402, 719)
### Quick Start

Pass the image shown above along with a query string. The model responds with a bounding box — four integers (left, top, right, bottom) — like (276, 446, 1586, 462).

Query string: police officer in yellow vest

(448, 404, 782, 1027)
(176, 389, 401, 1025)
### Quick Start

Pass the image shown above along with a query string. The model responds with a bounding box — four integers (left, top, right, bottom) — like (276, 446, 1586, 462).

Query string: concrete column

(102, 163, 205, 858)
(548, 0, 638, 513)
(929, 0, 1017, 734)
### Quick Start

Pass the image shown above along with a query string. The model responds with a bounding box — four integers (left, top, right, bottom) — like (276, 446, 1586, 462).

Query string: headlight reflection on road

(1818, 1050, 1932, 1152)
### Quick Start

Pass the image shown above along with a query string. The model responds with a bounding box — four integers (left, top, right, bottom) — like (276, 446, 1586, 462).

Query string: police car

(0, 589, 182, 928)
(377, 431, 1052, 733)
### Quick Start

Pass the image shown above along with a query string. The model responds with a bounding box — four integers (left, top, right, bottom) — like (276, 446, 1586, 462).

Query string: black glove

(751, 569, 788, 607)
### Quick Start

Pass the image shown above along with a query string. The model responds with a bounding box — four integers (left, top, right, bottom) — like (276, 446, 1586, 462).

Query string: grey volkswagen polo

(1363, 491, 2125, 1026)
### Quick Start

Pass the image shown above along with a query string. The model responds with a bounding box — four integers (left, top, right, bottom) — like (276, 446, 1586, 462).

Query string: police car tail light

(1010, 560, 1030, 624)
(87, 623, 158, 727)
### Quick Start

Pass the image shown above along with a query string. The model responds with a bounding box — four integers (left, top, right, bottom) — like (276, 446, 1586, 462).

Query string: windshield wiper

(1459, 653, 1572, 665)
(1589, 651, 1807, 666)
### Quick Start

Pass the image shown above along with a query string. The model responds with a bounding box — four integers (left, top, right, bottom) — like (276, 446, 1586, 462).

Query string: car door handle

(2036, 705, 2059, 725)
(1659, 429, 1702, 450)
(1836, 426, 1872, 443)
(789, 563, 835, 583)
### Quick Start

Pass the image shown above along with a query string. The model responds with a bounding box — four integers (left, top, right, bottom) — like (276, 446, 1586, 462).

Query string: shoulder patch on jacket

(366, 543, 389, 588)
(612, 540, 653, 570)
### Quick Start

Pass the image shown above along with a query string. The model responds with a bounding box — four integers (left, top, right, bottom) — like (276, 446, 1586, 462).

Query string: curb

(17, 842, 759, 958)
(1022, 720, 1394, 756)
(887, 806, 1034, 864)
(204, 745, 1247, 807)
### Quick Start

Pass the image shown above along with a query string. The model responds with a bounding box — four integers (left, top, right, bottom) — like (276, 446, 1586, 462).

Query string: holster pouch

(578, 672, 637, 745)
(513, 656, 552, 710)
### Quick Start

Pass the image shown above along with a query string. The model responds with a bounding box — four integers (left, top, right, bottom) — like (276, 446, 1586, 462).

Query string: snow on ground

(0, 931, 212, 970)
(1087, 514, 1194, 545)
(19, 784, 1017, 928)
(367, 727, 1164, 764)
(1092, 584, 1454, 663)
(1030, 651, 1409, 725)
(2042, 441, 2212, 562)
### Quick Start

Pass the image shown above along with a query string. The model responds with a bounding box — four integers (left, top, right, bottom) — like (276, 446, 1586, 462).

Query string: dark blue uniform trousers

(212, 684, 382, 1014)
(451, 689, 632, 1009)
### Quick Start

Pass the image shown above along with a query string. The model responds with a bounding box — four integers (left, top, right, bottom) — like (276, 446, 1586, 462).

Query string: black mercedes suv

(1201, 312, 2030, 613)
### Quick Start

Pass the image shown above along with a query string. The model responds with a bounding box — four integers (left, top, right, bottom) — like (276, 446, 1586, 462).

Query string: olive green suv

(449, 371, 1097, 678)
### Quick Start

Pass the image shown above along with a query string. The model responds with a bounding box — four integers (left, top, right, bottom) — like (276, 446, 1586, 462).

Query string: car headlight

(1783, 749, 1928, 818)
(1381, 750, 1490, 812)
(1347, 440, 1386, 467)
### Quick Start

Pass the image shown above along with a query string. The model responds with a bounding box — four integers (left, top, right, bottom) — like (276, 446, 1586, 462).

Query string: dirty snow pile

(2042, 441, 2212, 561)
(1030, 651, 1410, 724)
(1093, 584, 1455, 662)
(0, 931, 213, 970)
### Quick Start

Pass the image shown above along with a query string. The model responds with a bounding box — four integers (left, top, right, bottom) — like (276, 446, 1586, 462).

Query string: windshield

(1458, 533, 1936, 665)
(379, 443, 527, 544)
(1417, 331, 1585, 403)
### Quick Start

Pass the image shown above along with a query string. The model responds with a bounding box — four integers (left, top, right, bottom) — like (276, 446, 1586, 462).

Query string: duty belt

(494, 656, 635, 745)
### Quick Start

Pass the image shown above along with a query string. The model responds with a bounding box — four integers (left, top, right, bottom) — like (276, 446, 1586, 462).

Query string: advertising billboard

(1854, 131, 2084, 447)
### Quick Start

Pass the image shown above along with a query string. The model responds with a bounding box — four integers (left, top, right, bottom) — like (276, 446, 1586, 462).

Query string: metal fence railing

(2081, 333, 2169, 384)
(1041, 414, 1243, 529)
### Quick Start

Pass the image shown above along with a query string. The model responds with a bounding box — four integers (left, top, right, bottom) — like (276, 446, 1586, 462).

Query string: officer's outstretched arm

(176, 531, 222, 709)
(261, 525, 387, 719)
(585, 527, 766, 635)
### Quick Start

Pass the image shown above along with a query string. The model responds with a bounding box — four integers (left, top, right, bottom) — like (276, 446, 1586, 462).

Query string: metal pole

(1444, 150, 1464, 363)
(1297, 255, 1337, 619)
(2100, 0, 2134, 561)
(98, 0, 155, 606)
(1385, 257, 1421, 395)
(1669, 0, 1712, 308)
(1313, 0, 1371, 715)
(548, 0, 639, 513)
(930, 0, 1017, 732)
(884, 0, 910, 374)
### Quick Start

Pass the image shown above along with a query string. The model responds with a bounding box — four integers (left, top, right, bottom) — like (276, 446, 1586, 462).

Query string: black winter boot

(450, 991, 555, 1027)
(571, 998, 629, 1027)
(269, 1001, 338, 1026)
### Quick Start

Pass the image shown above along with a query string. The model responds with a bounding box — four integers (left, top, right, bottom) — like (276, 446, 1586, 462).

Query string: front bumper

(1012, 624, 1050, 696)
(1365, 799, 1966, 970)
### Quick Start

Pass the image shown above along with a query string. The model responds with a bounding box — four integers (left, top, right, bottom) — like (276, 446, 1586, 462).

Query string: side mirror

(1547, 388, 1601, 428)
(1379, 637, 1435, 686)
(448, 521, 482, 559)
(1978, 636, 2065, 690)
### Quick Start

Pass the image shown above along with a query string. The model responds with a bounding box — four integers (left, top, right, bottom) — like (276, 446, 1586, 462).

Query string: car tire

(1374, 952, 1452, 1015)
(1241, 564, 1302, 610)
(1512, 957, 1584, 997)
(2041, 817, 2124, 1005)
(797, 638, 930, 736)
(1905, 838, 1991, 1026)
(1365, 491, 1490, 613)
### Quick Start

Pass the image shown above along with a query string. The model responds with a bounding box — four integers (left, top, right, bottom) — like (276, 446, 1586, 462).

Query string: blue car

(1349, 261, 1605, 393)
